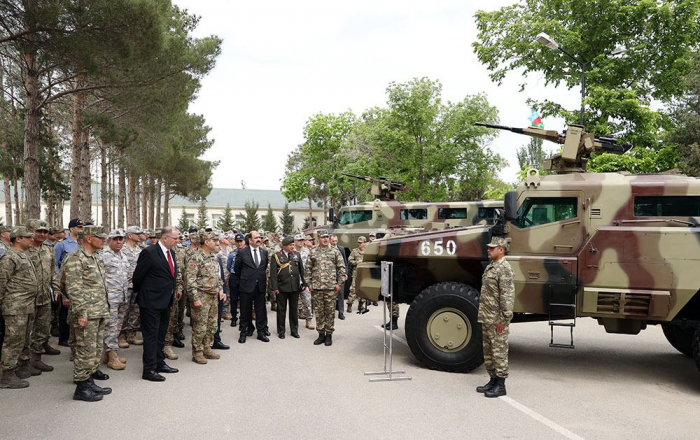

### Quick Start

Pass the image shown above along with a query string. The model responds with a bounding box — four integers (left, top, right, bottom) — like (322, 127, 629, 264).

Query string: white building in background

(0, 180, 322, 231)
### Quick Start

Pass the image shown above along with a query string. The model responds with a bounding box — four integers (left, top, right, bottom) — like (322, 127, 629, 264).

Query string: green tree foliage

(279, 203, 295, 235)
(473, 0, 700, 151)
(177, 207, 190, 232)
(302, 216, 311, 230)
(517, 138, 550, 170)
(666, 53, 700, 176)
(217, 203, 236, 231)
(240, 201, 261, 234)
(262, 203, 278, 233)
(196, 199, 208, 229)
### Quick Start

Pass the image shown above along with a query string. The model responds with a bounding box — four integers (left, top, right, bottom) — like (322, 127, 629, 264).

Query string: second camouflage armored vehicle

(355, 123, 700, 374)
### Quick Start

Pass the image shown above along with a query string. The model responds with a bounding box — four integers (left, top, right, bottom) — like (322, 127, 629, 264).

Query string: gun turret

(341, 173, 408, 200)
(475, 122, 632, 174)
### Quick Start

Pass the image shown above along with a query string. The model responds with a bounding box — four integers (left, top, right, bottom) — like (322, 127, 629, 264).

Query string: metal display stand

(364, 261, 412, 382)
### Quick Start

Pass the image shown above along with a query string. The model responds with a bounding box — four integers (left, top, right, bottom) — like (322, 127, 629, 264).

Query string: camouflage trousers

(312, 289, 336, 334)
(103, 301, 127, 351)
(29, 303, 52, 354)
(165, 293, 186, 346)
(347, 280, 366, 310)
(190, 294, 217, 354)
(386, 301, 400, 318)
(298, 288, 312, 319)
(1, 314, 32, 371)
(482, 323, 509, 379)
(121, 287, 140, 333)
(71, 318, 106, 382)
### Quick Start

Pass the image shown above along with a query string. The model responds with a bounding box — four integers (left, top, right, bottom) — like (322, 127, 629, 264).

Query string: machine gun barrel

(475, 122, 565, 144)
(341, 172, 371, 182)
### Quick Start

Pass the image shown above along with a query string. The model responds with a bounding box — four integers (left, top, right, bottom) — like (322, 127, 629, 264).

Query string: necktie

(167, 250, 174, 277)
(254, 248, 259, 267)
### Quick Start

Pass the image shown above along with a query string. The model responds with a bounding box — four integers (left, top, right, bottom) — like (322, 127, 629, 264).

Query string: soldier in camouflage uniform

(295, 234, 314, 329)
(101, 229, 130, 370)
(186, 231, 226, 364)
(346, 236, 368, 313)
(162, 238, 187, 360)
(25, 220, 61, 374)
(0, 225, 8, 356)
(305, 230, 345, 346)
(0, 227, 38, 389)
(120, 226, 144, 347)
(218, 236, 233, 320)
(63, 225, 112, 402)
(476, 236, 514, 398)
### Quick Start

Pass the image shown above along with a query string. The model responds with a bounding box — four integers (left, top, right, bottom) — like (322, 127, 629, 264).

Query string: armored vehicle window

(513, 197, 577, 228)
(401, 209, 428, 220)
(339, 210, 373, 225)
(477, 207, 497, 219)
(634, 196, 700, 217)
(438, 208, 468, 219)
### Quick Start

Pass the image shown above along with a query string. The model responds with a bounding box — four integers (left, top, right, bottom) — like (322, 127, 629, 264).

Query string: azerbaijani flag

(528, 109, 544, 128)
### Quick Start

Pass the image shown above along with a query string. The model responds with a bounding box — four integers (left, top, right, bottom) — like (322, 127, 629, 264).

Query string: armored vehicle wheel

(661, 323, 695, 357)
(405, 282, 483, 373)
(694, 328, 700, 372)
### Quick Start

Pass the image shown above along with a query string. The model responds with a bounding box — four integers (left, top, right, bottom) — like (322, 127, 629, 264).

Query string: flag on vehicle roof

(528, 109, 544, 128)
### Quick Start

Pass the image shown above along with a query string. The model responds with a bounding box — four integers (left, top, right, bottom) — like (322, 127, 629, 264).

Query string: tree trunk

(128, 169, 136, 226)
(4, 173, 12, 227)
(78, 136, 91, 221)
(69, 78, 87, 220)
(12, 167, 20, 225)
(148, 175, 156, 229)
(100, 142, 109, 228)
(141, 177, 147, 229)
(21, 0, 41, 219)
(155, 177, 162, 228)
(118, 159, 126, 228)
(307, 195, 312, 228)
(163, 180, 170, 226)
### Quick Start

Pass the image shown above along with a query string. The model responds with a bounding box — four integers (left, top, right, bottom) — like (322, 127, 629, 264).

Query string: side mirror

(504, 191, 517, 221)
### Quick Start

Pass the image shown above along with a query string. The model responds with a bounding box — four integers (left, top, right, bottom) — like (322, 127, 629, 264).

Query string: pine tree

(279, 203, 295, 235)
(177, 207, 189, 232)
(302, 216, 311, 230)
(241, 200, 261, 233)
(262, 203, 278, 233)
(217, 202, 235, 231)
(196, 199, 209, 229)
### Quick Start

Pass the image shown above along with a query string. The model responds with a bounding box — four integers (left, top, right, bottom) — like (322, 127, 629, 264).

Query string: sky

(172, 0, 581, 191)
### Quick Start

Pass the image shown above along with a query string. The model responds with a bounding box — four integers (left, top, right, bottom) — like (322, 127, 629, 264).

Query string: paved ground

(2, 304, 700, 440)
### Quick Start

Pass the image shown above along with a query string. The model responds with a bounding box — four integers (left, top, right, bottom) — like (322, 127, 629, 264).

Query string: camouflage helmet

(10, 226, 33, 239)
(82, 225, 107, 239)
(486, 236, 508, 250)
(27, 219, 49, 232)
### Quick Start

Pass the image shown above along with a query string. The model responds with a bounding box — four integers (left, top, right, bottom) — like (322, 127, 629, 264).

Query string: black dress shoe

(142, 370, 166, 382)
(175, 332, 185, 341)
(91, 370, 110, 381)
(246, 328, 254, 337)
(278, 333, 285, 339)
(238, 334, 247, 344)
(264, 330, 271, 337)
(230, 319, 238, 327)
(156, 363, 179, 374)
(291, 332, 300, 339)
(172, 339, 185, 348)
(58, 340, 69, 347)
(211, 340, 230, 350)
(257, 334, 270, 343)
(338, 313, 345, 320)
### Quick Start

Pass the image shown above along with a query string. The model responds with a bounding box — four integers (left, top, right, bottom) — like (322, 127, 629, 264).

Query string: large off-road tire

(405, 282, 483, 373)
(661, 323, 695, 357)
(693, 328, 700, 372)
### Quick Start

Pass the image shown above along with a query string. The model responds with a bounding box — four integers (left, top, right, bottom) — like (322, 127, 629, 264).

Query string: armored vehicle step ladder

(548, 285, 577, 349)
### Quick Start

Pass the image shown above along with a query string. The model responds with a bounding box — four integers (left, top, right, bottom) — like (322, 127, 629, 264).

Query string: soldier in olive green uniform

(0, 227, 38, 389)
(120, 226, 144, 347)
(305, 230, 346, 346)
(186, 231, 225, 364)
(476, 236, 514, 398)
(25, 219, 61, 373)
(63, 225, 112, 402)
(270, 236, 306, 338)
(346, 236, 367, 313)
(163, 241, 186, 360)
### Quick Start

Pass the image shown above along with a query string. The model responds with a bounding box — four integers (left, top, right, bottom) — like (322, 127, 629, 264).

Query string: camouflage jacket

(0, 248, 39, 315)
(174, 245, 187, 293)
(122, 243, 142, 287)
(101, 248, 129, 303)
(477, 258, 515, 325)
(0, 241, 6, 258)
(186, 250, 222, 302)
(63, 247, 109, 320)
(27, 244, 60, 306)
(296, 247, 310, 266)
(305, 245, 346, 290)
(348, 247, 364, 278)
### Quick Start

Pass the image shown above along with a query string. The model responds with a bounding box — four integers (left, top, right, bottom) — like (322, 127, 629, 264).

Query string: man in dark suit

(330, 235, 349, 320)
(132, 226, 181, 381)
(232, 230, 269, 343)
(270, 236, 305, 339)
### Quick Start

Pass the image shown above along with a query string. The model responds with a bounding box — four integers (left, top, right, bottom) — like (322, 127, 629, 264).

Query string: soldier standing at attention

(26, 220, 61, 373)
(101, 230, 130, 370)
(0, 225, 8, 356)
(120, 226, 144, 348)
(162, 235, 186, 360)
(346, 236, 367, 313)
(295, 234, 314, 330)
(187, 232, 225, 364)
(305, 230, 345, 346)
(54, 218, 83, 348)
(63, 225, 112, 402)
(476, 236, 514, 398)
(270, 235, 305, 339)
(226, 233, 246, 328)
(0, 227, 38, 389)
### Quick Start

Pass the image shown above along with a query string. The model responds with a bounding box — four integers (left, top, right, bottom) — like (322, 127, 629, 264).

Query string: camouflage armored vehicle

(355, 123, 700, 374)
(306, 174, 503, 251)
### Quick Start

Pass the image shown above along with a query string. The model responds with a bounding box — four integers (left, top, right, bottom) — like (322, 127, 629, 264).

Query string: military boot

(203, 348, 220, 360)
(382, 316, 399, 330)
(484, 378, 506, 398)
(116, 351, 127, 364)
(324, 333, 333, 346)
(346, 304, 352, 313)
(42, 342, 61, 355)
(0, 369, 29, 389)
(16, 359, 36, 378)
(73, 380, 102, 402)
(163, 346, 178, 360)
(126, 330, 143, 346)
(30, 353, 54, 372)
(88, 377, 112, 395)
(192, 352, 207, 364)
(476, 377, 498, 393)
(106, 351, 125, 370)
(118, 333, 129, 349)
(305, 318, 315, 330)
(313, 332, 326, 345)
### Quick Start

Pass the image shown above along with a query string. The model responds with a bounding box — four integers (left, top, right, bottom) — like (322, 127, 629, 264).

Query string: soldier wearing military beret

(270, 235, 306, 339)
